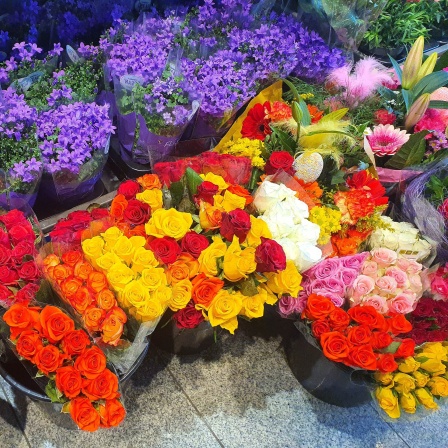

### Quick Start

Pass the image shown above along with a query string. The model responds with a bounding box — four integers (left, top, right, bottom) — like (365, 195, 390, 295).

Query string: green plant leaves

(435, 50, 448, 72)
(384, 130, 430, 169)
(389, 56, 403, 83)
(185, 167, 203, 196)
(428, 100, 448, 109)
(45, 380, 66, 404)
(411, 71, 448, 99)
(269, 126, 297, 155)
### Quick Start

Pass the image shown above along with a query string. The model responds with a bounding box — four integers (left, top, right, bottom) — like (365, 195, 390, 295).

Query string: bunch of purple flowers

(36, 102, 114, 175)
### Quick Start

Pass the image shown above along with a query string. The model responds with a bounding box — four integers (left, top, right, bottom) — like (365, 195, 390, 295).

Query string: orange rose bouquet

(2, 303, 125, 432)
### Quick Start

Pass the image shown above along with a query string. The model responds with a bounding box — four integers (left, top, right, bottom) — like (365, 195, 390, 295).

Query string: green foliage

(426, 174, 448, 207)
(384, 131, 429, 169)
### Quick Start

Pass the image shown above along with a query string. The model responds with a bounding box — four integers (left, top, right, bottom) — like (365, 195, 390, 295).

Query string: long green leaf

(320, 108, 349, 122)
(298, 97, 311, 126)
(271, 126, 297, 154)
(388, 55, 402, 84)
(435, 51, 448, 72)
(429, 100, 448, 109)
(384, 131, 429, 170)
(282, 78, 300, 102)
(185, 167, 203, 196)
(411, 71, 448, 98)
(401, 89, 411, 111)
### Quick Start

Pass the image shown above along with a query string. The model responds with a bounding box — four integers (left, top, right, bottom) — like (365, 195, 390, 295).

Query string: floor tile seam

(0, 380, 33, 448)
(166, 365, 226, 448)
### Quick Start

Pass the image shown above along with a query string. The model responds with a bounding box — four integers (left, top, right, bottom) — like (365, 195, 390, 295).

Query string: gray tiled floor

(0, 316, 446, 448)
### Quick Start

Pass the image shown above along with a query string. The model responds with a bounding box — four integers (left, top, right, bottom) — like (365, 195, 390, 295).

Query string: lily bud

(291, 101, 303, 124)
(405, 93, 430, 130)
(416, 53, 438, 85)
(402, 36, 424, 90)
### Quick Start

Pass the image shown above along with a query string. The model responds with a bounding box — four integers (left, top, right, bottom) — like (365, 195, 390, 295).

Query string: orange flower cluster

(302, 294, 415, 372)
(3, 304, 125, 431)
(43, 251, 127, 346)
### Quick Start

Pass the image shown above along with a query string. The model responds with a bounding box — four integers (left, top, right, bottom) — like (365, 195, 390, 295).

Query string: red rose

(264, 151, 294, 175)
(61, 329, 91, 356)
(408, 329, 429, 346)
(220, 209, 251, 243)
(327, 308, 350, 331)
(311, 320, 331, 339)
(0, 209, 27, 230)
(18, 260, 40, 282)
(394, 338, 416, 358)
(0, 244, 11, 265)
(194, 181, 219, 205)
(374, 109, 396, 125)
(11, 241, 35, 265)
(412, 297, 435, 318)
(66, 210, 92, 223)
(371, 331, 393, 350)
(117, 180, 140, 200)
(427, 329, 448, 342)
(173, 302, 204, 329)
(0, 229, 10, 247)
(412, 319, 432, 330)
(0, 284, 13, 306)
(181, 232, 210, 259)
(388, 314, 413, 335)
(439, 198, 448, 221)
(348, 306, 386, 330)
(16, 284, 40, 305)
(9, 222, 35, 245)
(0, 266, 19, 285)
(346, 325, 372, 345)
(149, 237, 181, 265)
(123, 199, 150, 226)
(377, 353, 398, 373)
(90, 208, 109, 220)
(348, 344, 377, 370)
(255, 237, 287, 272)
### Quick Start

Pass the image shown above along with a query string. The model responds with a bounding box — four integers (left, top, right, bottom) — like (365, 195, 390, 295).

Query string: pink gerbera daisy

(367, 124, 410, 157)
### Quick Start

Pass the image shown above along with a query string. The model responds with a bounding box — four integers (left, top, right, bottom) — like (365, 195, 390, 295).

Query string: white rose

(397, 232, 417, 251)
(275, 238, 300, 265)
(262, 197, 308, 226)
(260, 214, 295, 240)
(382, 230, 400, 251)
(253, 181, 296, 213)
(296, 242, 322, 272)
(288, 220, 320, 245)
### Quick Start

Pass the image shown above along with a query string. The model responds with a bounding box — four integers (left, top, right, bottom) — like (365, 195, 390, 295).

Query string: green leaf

(416, 356, 430, 364)
(169, 181, 185, 208)
(429, 100, 448, 109)
(270, 126, 297, 154)
(435, 51, 448, 72)
(237, 278, 259, 297)
(384, 131, 429, 169)
(45, 381, 65, 403)
(185, 167, 203, 197)
(282, 78, 300, 102)
(331, 170, 346, 185)
(401, 89, 411, 111)
(383, 341, 401, 354)
(389, 56, 402, 84)
(320, 108, 349, 123)
(411, 71, 448, 99)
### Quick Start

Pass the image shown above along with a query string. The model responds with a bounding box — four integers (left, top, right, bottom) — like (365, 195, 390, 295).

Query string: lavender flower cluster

(36, 102, 114, 175)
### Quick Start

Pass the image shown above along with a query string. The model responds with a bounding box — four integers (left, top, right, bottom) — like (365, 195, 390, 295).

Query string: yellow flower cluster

(309, 206, 342, 245)
(375, 342, 448, 419)
(215, 138, 265, 169)
(82, 226, 168, 323)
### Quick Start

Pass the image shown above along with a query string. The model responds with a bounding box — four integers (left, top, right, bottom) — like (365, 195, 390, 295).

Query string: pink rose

(431, 276, 448, 300)
(351, 275, 376, 297)
(375, 276, 398, 294)
(278, 296, 301, 316)
(362, 260, 379, 278)
(385, 267, 409, 288)
(340, 252, 369, 270)
(388, 293, 416, 314)
(295, 292, 309, 314)
(338, 268, 358, 288)
(323, 292, 345, 308)
(371, 248, 397, 267)
(396, 258, 422, 274)
(362, 295, 388, 314)
(312, 258, 340, 280)
(312, 278, 345, 296)
(408, 274, 423, 296)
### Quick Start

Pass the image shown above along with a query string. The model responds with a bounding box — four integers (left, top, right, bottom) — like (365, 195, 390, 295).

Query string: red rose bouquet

(2, 303, 125, 431)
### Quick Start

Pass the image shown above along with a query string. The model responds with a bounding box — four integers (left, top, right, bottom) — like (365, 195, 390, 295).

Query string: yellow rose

(374, 372, 394, 387)
(145, 208, 192, 240)
(199, 201, 223, 230)
(399, 393, 416, 414)
(169, 279, 193, 311)
(398, 357, 420, 374)
(107, 262, 135, 291)
(198, 235, 227, 277)
(375, 387, 400, 419)
(207, 289, 243, 334)
(136, 298, 165, 322)
(415, 388, 438, 410)
(140, 266, 167, 291)
(101, 226, 123, 251)
(428, 376, 448, 397)
(223, 236, 256, 282)
(96, 252, 121, 272)
(393, 373, 416, 395)
(152, 285, 172, 306)
(199, 173, 228, 192)
(265, 261, 302, 298)
(122, 280, 150, 309)
(240, 289, 266, 319)
(131, 247, 159, 273)
(136, 189, 163, 211)
(244, 216, 272, 247)
(417, 358, 446, 375)
(129, 235, 146, 249)
(413, 370, 429, 388)
(82, 236, 105, 264)
(421, 342, 448, 361)
(213, 190, 246, 212)
(111, 236, 135, 265)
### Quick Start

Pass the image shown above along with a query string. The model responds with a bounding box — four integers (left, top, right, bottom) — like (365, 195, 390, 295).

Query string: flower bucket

(285, 328, 372, 408)
(151, 310, 216, 356)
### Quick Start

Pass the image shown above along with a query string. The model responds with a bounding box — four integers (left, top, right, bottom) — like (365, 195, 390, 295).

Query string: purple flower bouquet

(0, 89, 43, 208)
(36, 101, 114, 204)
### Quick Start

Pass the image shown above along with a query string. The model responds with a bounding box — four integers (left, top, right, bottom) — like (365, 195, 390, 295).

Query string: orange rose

(137, 173, 162, 190)
(388, 314, 413, 335)
(69, 397, 101, 432)
(302, 294, 335, 321)
(83, 306, 106, 332)
(61, 329, 91, 356)
(74, 346, 106, 379)
(82, 368, 119, 401)
(51, 264, 74, 284)
(3, 304, 41, 340)
(128, 224, 147, 238)
(96, 289, 117, 311)
(43, 254, 60, 271)
(40, 306, 75, 343)
(74, 261, 94, 280)
(34, 345, 66, 375)
(178, 253, 199, 278)
(87, 271, 108, 294)
(60, 277, 83, 300)
(16, 330, 43, 360)
(320, 332, 350, 362)
(192, 273, 224, 310)
(61, 251, 84, 267)
(226, 185, 253, 206)
(100, 308, 127, 346)
(98, 399, 126, 428)
(348, 344, 377, 370)
(70, 286, 94, 314)
(331, 235, 360, 257)
(55, 366, 82, 399)
(110, 194, 128, 220)
(199, 201, 222, 229)
(166, 260, 190, 285)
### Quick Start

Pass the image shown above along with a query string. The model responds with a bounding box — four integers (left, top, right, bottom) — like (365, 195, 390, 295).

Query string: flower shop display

(2, 303, 126, 431)
(0, 88, 42, 207)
